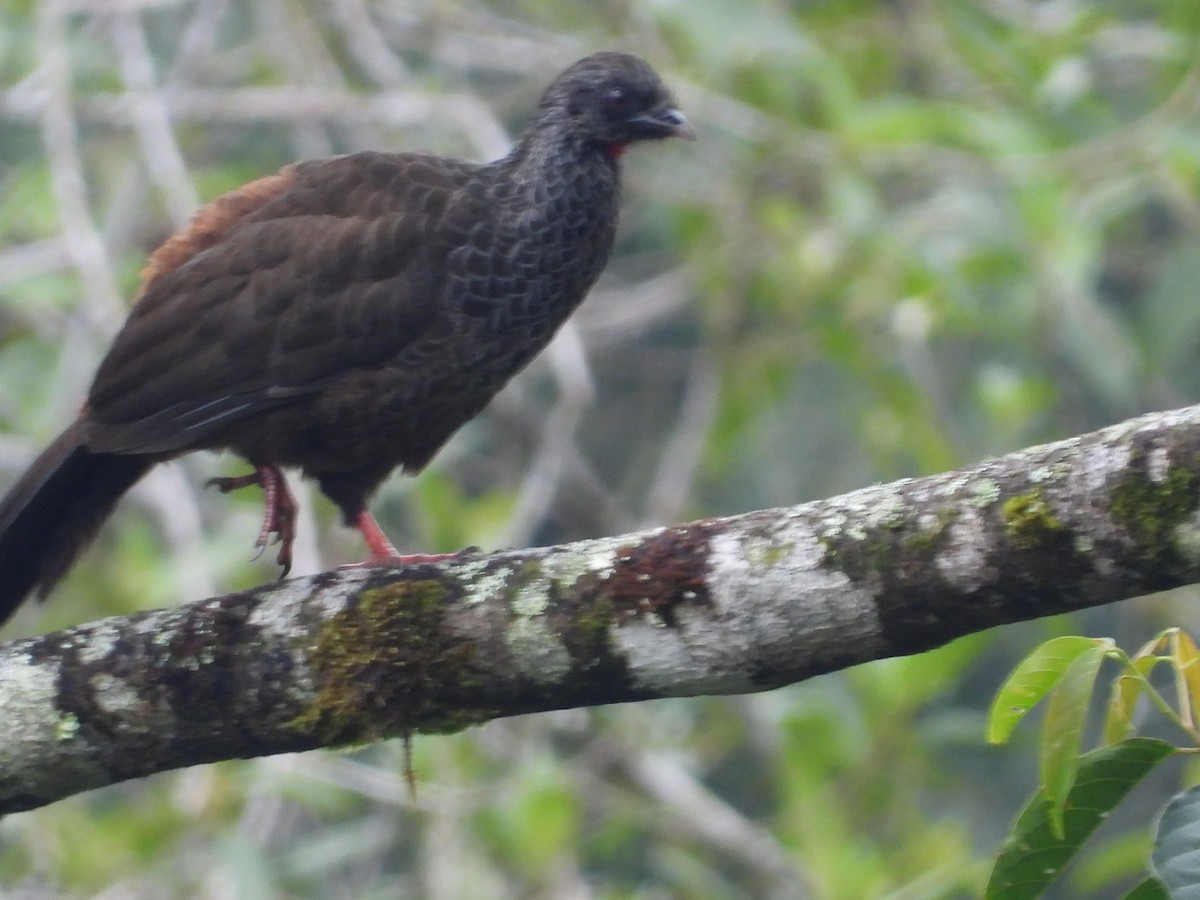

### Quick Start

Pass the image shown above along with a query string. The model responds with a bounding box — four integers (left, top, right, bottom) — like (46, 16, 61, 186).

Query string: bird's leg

(356, 509, 401, 560)
(354, 510, 475, 565)
(207, 464, 297, 577)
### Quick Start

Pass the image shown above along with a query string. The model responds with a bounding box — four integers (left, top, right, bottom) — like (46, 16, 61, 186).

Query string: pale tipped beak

(658, 108, 698, 141)
(629, 107, 698, 142)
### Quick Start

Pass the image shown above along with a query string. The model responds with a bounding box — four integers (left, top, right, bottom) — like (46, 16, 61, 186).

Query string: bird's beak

(631, 107, 698, 142)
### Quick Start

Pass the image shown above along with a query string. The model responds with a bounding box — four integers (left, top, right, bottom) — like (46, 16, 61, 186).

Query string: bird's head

(536, 52, 696, 157)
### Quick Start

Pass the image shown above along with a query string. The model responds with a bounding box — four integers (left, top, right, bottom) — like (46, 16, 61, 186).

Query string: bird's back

(83, 144, 621, 481)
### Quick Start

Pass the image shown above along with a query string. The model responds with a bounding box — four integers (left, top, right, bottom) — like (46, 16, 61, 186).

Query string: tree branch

(5, 404, 1200, 813)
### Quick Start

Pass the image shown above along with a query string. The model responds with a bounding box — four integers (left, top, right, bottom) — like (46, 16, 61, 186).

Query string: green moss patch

(1110, 465, 1199, 572)
(1001, 489, 1066, 551)
(821, 506, 958, 583)
(290, 579, 494, 745)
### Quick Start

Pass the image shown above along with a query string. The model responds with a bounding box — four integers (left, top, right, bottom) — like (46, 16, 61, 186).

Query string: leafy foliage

(987, 738, 1175, 900)
(1151, 785, 1200, 896)
(987, 629, 1200, 896)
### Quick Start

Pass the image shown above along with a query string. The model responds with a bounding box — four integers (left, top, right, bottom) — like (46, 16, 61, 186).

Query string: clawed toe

(210, 464, 297, 577)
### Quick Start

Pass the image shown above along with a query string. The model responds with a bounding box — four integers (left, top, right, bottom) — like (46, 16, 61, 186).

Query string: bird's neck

(500, 127, 622, 219)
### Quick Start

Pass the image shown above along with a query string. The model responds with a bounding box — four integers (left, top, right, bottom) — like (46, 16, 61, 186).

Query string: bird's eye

(604, 86, 631, 111)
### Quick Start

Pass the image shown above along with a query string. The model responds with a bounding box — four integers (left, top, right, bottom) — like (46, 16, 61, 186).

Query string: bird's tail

(0, 419, 152, 627)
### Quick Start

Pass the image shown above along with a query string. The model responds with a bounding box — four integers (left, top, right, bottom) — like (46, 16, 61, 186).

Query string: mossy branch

(6, 404, 1200, 814)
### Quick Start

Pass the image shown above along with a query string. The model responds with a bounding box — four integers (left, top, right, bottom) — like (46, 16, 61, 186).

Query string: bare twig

(503, 324, 596, 547)
(34, 0, 125, 328)
(110, 12, 200, 226)
(643, 356, 718, 525)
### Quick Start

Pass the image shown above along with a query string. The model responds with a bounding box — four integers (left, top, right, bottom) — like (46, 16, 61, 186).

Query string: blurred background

(2, 1, 1200, 897)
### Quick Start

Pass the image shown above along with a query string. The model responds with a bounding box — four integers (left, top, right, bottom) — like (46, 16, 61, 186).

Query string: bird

(0, 52, 694, 628)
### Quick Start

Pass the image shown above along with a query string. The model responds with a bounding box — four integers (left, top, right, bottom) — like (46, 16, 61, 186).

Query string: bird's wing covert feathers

(86, 152, 482, 453)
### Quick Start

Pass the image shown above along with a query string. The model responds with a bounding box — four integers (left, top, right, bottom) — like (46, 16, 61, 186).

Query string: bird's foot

(341, 510, 481, 569)
(206, 464, 297, 577)
(387, 546, 483, 565)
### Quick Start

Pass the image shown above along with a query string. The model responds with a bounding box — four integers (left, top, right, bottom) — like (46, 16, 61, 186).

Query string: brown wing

(85, 151, 483, 454)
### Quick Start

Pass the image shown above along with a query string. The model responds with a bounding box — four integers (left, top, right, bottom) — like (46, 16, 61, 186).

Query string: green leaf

(1123, 878, 1170, 899)
(1171, 631, 1200, 734)
(987, 738, 1176, 900)
(1105, 654, 1164, 744)
(1042, 644, 1108, 839)
(1150, 784, 1200, 897)
(989, 636, 1109, 744)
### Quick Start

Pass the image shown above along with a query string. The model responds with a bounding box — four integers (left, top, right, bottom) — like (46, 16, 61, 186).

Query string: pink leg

(356, 509, 400, 560)
(354, 510, 472, 565)
(208, 464, 297, 576)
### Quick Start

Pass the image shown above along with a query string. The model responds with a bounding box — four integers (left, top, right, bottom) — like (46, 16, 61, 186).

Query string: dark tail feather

(0, 419, 152, 627)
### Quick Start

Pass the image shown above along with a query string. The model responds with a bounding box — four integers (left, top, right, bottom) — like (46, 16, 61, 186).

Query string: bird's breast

(450, 164, 619, 338)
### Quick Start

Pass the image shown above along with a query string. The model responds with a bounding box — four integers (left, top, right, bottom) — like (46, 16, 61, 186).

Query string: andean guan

(0, 52, 694, 628)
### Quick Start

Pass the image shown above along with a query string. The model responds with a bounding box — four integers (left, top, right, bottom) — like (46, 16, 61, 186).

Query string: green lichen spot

(1001, 489, 1065, 550)
(510, 560, 549, 618)
(820, 504, 956, 581)
(1110, 466, 1198, 570)
(905, 510, 959, 555)
(289, 580, 493, 745)
(55, 712, 80, 742)
(763, 543, 792, 567)
(744, 538, 792, 568)
(970, 478, 1001, 508)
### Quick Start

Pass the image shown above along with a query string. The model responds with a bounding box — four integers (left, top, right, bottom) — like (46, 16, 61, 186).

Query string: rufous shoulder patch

(138, 169, 295, 295)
